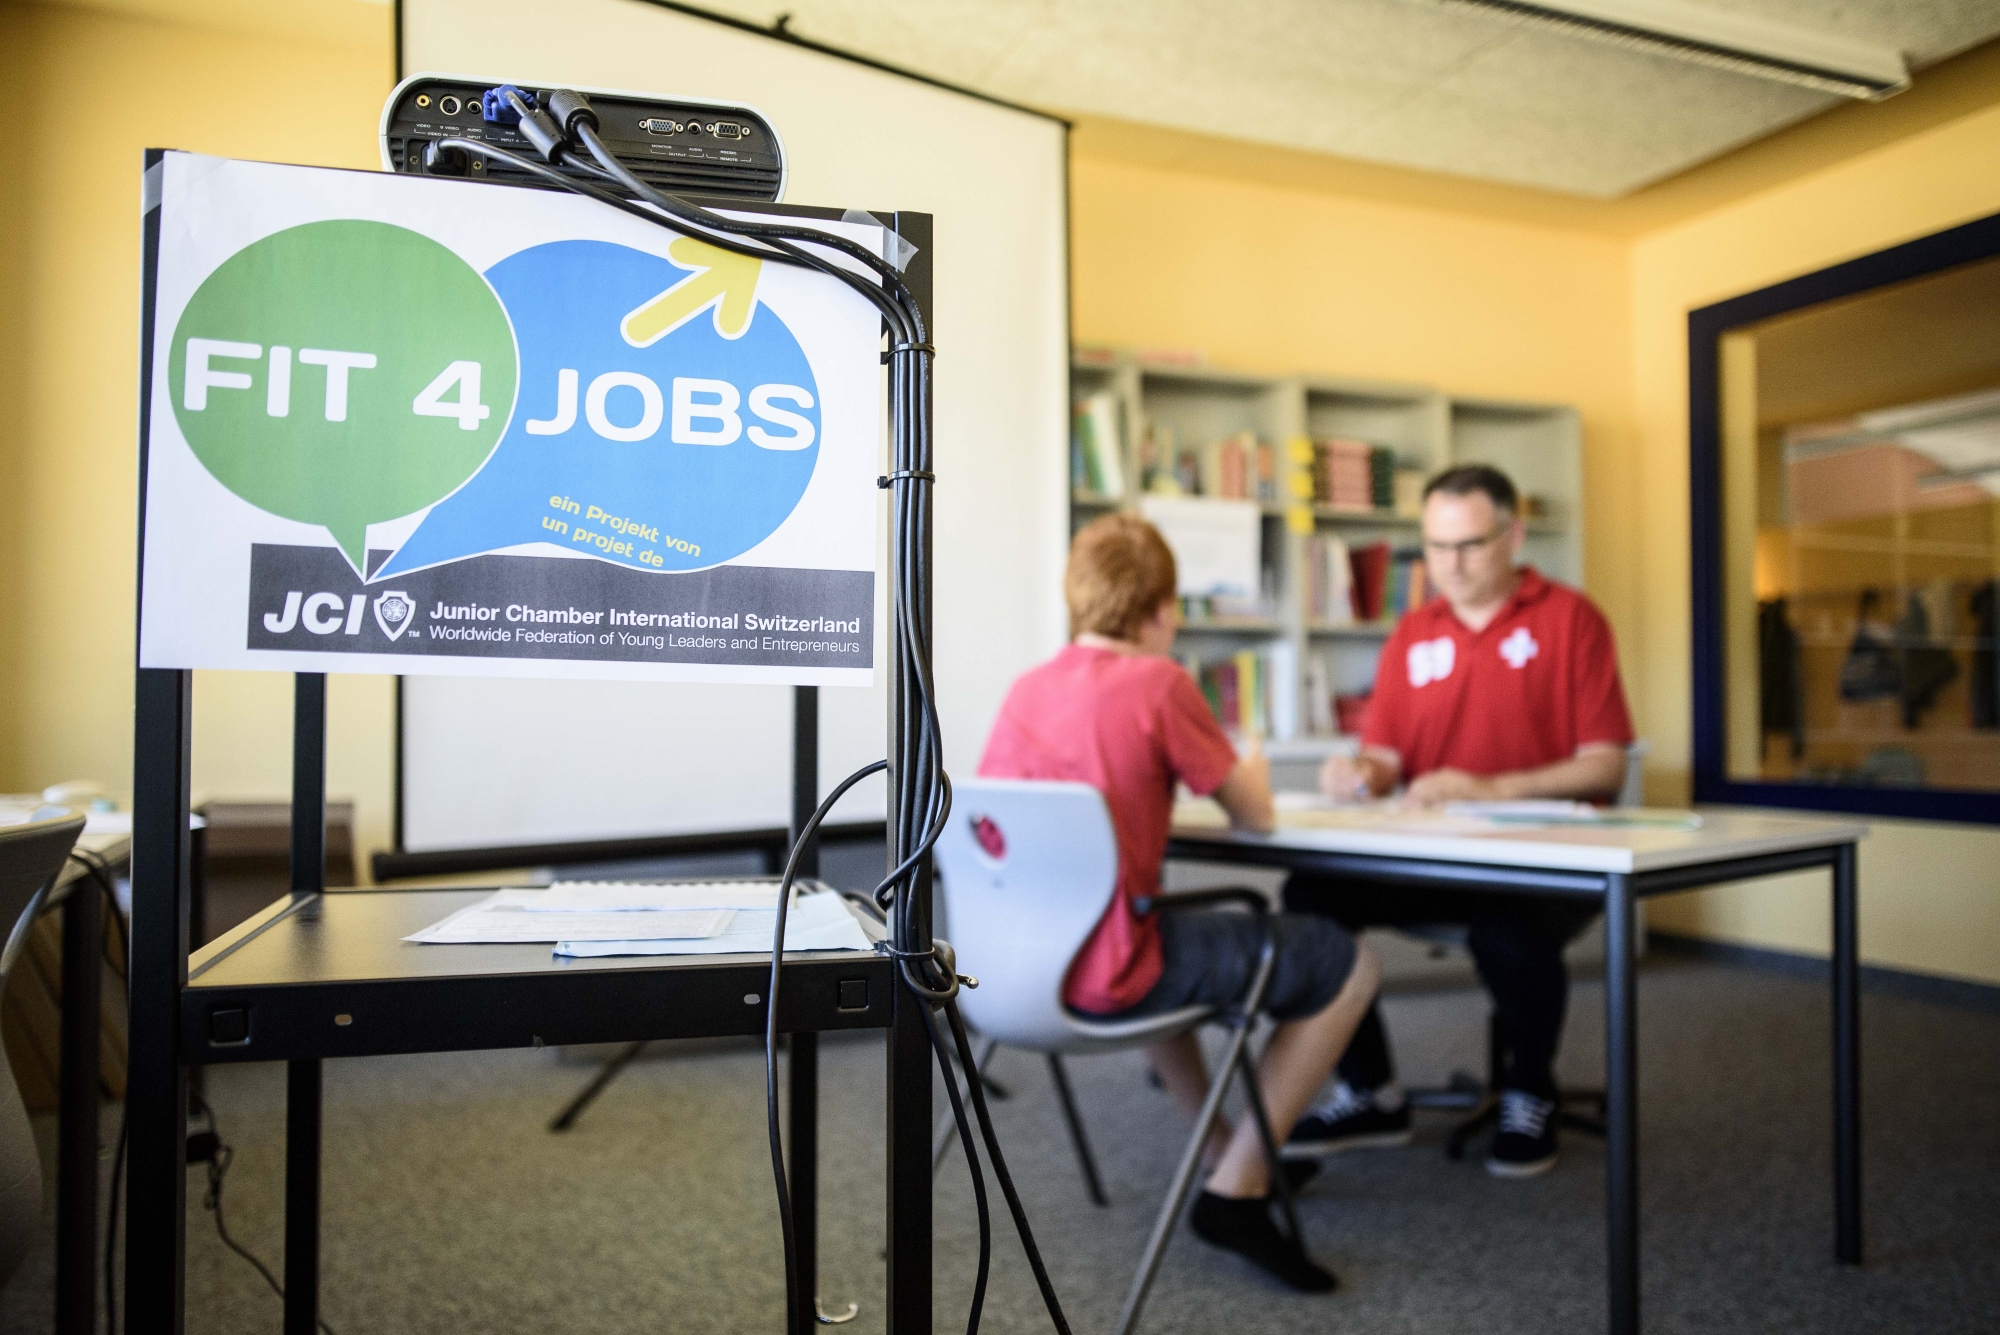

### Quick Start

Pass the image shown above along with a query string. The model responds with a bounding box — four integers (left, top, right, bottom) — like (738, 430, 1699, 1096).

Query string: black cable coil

(435, 90, 1072, 1335)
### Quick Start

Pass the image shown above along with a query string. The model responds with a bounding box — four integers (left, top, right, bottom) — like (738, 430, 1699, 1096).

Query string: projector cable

(443, 88, 1069, 1335)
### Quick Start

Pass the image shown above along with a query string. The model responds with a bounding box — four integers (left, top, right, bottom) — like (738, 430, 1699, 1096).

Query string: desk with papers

(1168, 799, 1867, 1335)
(157, 878, 901, 1332)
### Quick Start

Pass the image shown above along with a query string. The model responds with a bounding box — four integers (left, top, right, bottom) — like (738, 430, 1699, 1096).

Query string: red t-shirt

(978, 644, 1240, 1014)
(1363, 566, 1634, 780)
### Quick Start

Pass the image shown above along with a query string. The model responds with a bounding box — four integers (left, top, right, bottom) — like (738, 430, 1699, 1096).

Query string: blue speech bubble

(375, 239, 821, 580)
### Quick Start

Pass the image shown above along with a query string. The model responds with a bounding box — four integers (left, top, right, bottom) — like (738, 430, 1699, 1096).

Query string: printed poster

(138, 151, 886, 685)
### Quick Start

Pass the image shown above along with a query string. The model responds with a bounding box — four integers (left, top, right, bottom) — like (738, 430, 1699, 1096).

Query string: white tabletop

(1170, 800, 1867, 875)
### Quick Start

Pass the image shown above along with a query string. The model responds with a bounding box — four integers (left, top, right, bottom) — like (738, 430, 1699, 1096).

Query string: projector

(380, 73, 786, 202)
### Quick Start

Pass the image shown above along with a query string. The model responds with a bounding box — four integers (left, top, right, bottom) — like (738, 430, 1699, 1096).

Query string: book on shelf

(1343, 542, 1428, 624)
(1070, 391, 1125, 498)
(1348, 540, 1392, 622)
(1393, 467, 1426, 517)
(1300, 654, 1374, 740)
(1182, 640, 1297, 741)
(1302, 653, 1335, 735)
(1310, 437, 1411, 515)
(1133, 424, 1275, 503)
(1305, 532, 1356, 625)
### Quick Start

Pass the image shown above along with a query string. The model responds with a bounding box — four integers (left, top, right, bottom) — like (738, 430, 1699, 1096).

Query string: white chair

(933, 778, 1306, 1335)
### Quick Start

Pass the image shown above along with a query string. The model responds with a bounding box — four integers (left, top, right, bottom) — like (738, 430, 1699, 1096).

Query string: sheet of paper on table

(405, 890, 735, 943)
(525, 880, 781, 912)
(555, 890, 876, 958)
(1184, 795, 1702, 834)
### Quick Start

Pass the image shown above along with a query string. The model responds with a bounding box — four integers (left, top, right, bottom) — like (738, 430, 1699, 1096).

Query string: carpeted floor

(3, 936, 1996, 1334)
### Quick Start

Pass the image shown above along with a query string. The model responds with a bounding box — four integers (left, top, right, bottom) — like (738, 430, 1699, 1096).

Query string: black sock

(1189, 1191, 1338, 1293)
(1280, 1158, 1320, 1195)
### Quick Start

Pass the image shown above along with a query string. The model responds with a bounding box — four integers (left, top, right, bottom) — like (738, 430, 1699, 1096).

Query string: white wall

(399, 0, 1071, 851)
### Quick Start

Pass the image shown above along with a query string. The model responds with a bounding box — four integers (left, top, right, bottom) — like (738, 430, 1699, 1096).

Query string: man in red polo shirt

(1284, 464, 1633, 1178)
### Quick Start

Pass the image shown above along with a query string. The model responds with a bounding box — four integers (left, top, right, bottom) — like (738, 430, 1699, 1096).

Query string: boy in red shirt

(980, 514, 1381, 1293)
(1285, 464, 1634, 1179)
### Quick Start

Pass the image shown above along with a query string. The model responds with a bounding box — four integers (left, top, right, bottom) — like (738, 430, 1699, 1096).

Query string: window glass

(1723, 254, 2000, 790)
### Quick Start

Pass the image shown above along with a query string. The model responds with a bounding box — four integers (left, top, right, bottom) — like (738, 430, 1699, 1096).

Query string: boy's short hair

(1423, 463, 1518, 514)
(1066, 513, 1178, 641)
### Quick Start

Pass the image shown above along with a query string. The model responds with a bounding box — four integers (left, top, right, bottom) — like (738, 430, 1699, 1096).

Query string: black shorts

(1094, 908, 1358, 1023)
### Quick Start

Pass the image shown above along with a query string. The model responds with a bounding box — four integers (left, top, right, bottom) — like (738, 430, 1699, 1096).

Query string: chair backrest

(0, 806, 86, 1288)
(932, 779, 1119, 1050)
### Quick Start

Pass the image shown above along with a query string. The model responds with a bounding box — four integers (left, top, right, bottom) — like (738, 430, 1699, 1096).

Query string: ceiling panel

(693, 0, 2000, 197)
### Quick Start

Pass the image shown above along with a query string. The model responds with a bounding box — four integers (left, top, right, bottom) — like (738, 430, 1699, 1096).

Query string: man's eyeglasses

(1422, 526, 1509, 560)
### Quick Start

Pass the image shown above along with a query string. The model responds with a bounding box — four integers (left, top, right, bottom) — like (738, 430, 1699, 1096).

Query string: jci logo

(261, 589, 418, 642)
(373, 591, 416, 641)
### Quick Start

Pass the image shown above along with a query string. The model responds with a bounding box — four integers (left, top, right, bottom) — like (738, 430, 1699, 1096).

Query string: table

(43, 825, 132, 1335)
(129, 880, 928, 1335)
(1167, 802, 1868, 1335)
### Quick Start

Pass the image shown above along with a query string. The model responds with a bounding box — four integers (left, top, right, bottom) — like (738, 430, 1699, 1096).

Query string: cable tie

(876, 470, 936, 488)
(873, 942, 939, 960)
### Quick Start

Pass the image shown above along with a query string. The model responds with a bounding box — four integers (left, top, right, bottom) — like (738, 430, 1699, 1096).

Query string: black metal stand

(284, 1060, 321, 1335)
(126, 175, 934, 1334)
(127, 667, 194, 1335)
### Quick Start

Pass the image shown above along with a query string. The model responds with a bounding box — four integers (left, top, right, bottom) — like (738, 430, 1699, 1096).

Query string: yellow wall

(1069, 156, 1644, 671)
(0, 1, 400, 871)
(1629, 100, 2000, 986)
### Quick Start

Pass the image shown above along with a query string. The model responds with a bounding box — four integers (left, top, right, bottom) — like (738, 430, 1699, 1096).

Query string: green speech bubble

(169, 219, 517, 574)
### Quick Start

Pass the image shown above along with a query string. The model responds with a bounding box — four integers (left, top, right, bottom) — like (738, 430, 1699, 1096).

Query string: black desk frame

(127, 164, 937, 1334)
(1166, 832, 1861, 1335)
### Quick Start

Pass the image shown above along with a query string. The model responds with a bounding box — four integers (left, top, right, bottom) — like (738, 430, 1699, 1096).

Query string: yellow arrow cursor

(620, 237, 763, 346)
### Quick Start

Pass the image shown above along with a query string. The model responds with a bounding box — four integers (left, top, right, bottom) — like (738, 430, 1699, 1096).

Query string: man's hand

(1404, 746, 1627, 808)
(1319, 753, 1372, 804)
(1403, 767, 1503, 806)
(1319, 748, 1397, 804)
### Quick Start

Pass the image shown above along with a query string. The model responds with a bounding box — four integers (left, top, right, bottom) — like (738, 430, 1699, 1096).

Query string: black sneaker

(1486, 1089, 1558, 1178)
(1284, 1081, 1413, 1157)
(1189, 1191, 1338, 1292)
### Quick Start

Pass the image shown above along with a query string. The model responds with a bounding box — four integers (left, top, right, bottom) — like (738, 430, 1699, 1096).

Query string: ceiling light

(1433, 0, 1910, 100)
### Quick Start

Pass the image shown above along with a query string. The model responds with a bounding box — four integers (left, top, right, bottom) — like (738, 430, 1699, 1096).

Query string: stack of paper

(556, 890, 874, 958)
(404, 880, 877, 957)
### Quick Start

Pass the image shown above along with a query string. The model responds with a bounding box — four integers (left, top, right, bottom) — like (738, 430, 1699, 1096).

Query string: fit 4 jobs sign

(139, 152, 887, 686)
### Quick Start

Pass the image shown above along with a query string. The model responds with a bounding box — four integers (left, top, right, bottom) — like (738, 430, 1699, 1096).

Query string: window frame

(1689, 208, 2000, 824)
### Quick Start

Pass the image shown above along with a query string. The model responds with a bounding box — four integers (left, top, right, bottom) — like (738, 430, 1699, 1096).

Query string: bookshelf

(1071, 348, 1586, 767)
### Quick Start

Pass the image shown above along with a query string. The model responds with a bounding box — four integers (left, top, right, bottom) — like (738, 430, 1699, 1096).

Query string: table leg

(56, 883, 103, 1335)
(127, 666, 193, 1335)
(285, 1060, 321, 1335)
(790, 1032, 819, 1335)
(885, 984, 932, 1335)
(1605, 872, 1639, 1335)
(1832, 843, 1862, 1266)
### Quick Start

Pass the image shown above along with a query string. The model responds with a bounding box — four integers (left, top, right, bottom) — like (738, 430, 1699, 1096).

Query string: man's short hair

(1423, 463, 1518, 515)
(1066, 513, 1178, 641)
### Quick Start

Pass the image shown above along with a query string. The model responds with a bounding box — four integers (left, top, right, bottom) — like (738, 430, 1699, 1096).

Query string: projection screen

(395, 0, 1070, 859)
